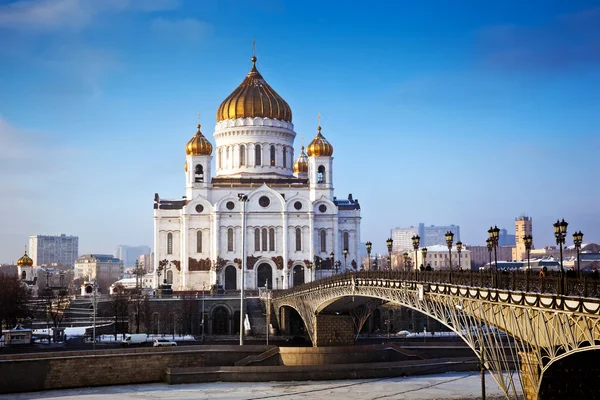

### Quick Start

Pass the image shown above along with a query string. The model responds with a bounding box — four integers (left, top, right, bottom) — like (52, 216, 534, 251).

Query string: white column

(282, 211, 288, 287)
(211, 213, 220, 285)
(181, 215, 188, 290)
(308, 211, 314, 282)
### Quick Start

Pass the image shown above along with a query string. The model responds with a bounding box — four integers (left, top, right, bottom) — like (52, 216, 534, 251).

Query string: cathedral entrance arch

(257, 263, 273, 289)
(224, 265, 237, 291)
(293, 264, 305, 287)
(212, 306, 229, 334)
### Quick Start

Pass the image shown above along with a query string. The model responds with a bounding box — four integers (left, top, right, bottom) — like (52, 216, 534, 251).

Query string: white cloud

(0, 0, 180, 32)
(151, 17, 210, 41)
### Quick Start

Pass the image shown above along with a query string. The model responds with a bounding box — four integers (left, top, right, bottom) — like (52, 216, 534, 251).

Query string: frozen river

(3, 372, 515, 399)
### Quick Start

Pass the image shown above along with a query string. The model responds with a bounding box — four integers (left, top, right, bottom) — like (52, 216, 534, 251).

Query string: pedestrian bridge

(271, 270, 600, 400)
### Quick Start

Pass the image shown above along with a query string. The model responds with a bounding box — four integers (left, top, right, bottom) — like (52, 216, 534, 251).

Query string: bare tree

(179, 294, 197, 336)
(39, 288, 71, 329)
(0, 275, 31, 335)
(110, 284, 129, 339)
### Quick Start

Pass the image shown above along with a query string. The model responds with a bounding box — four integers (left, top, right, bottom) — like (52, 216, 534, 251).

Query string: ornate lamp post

(445, 231, 454, 270)
(329, 252, 335, 274)
(343, 248, 348, 271)
(366, 241, 372, 270)
(421, 247, 427, 269)
(554, 219, 568, 294)
(334, 260, 341, 274)
(456, 241, 463, 270)
(573, 231, 584, 277)
(237, 193, 249, 346)
(411, 235, 420, 272)
(488, 226, 500, 271)
(386, 238, 393, 272)
(486, 238, 493, 269)
(524, 235, 533, 271)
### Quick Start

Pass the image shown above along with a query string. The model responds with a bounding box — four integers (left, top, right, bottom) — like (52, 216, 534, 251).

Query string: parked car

(396, 330, 411, 337)
(153, 338, 177, 347)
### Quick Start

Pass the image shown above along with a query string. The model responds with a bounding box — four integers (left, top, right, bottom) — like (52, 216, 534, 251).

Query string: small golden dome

(17, 250, 33, 267)
(307, 126, 333, 157)
(186, 124, 213, 156)
(293, 146, 309, 174)
(216, 56, 292, 122)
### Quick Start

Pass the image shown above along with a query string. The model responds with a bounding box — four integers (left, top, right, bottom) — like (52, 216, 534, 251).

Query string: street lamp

(445, 231, 454, 270)
(201, 282, 206, 342)
(553, 219, 568, 294)
(524, 235, 533, 271)
(343, 248, 348, 271)
(411, 235, 420, 273)
(421, 247, 427, 271)
(456, 241, 463, 270)
(487, 226, 500, 271)
(386, 238, 393, 272)
(238, 193, 249, 346)
(330, 252, 335, 274)
(573, 231, 584, 277)
(366, 242, 372, 270)
(334, 260, 341, 274)
(486, 238, 493, 269)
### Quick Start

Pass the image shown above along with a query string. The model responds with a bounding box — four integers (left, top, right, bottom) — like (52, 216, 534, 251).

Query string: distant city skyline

(1, 0, 599, 261)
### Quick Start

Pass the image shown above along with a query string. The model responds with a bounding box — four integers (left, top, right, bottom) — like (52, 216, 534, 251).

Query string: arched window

(343, 232, 349, 251)
(295, 228, 302, 251)
(21, 270, 26, 280)
(262, 228, 268, 251)
(254, 228, 260, 251)
(283, 147, 287, 168)
(320, 230, 327, 252)
(196, 231, 202, 253)
(218, 148, 222, 169)
(269, 228, 275, 251)
(195, 164, 204, 183)
(255, 145, 262, 166)
(240, 144, 246, 166)
(227, 228, 234, 252)
(317, 165, 325, 183)
(270, 145, 276, 166)
(166, 270, 173, 284)
(167, 233, 173, 255)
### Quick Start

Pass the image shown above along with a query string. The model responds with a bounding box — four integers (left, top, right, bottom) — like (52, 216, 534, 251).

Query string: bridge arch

(272, 271, 600, 399)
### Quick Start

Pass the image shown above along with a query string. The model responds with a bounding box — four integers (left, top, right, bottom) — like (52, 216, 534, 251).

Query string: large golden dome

(307, 126, 333, 157)
(186, 124, 213, 156)
(216, 56, 292, 123)
(17, 250, 33, 267)
(293, 146, 309, 174)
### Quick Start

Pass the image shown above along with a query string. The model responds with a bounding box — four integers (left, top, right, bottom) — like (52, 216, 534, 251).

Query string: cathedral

(153, 55, 361, 291)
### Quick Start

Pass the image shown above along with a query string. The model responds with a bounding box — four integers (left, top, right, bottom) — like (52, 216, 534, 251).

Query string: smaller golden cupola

(307, 125, 333, 157)
(17, 250, 33, 267)
(293, 146, 309, 174)
(185, 124, 213, 156)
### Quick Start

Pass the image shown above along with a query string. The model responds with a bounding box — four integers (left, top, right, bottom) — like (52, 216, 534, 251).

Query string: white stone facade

(153, 121, 361, 291)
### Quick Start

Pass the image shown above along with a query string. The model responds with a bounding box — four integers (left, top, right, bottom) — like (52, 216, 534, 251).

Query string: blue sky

(1, 0, 599, 262)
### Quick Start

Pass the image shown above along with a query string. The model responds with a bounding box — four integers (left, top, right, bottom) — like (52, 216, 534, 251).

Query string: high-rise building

(114, 245, 151, 267)
(498, 228, 516, 246)
(390, 226, 419, 252)
(391, 223, 461, 252)
(513, 215, 533, 260)
(28, 234, 79, 266)
(139, 253, 154, 273)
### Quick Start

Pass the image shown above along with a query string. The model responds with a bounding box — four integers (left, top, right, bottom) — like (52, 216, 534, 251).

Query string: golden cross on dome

(301, 135, 304, 147)
(197, 112, 201, 126)
(252, 38, 256, 58)
(318, 113, 322, 133)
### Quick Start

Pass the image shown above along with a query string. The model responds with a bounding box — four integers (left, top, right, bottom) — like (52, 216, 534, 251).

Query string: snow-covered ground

(1, 373, 515, 399)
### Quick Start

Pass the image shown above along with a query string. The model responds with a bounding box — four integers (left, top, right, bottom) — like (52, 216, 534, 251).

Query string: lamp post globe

(329, 252, 335, 274)
(386, 238, 393, 271)
(573, 231, 584, 277)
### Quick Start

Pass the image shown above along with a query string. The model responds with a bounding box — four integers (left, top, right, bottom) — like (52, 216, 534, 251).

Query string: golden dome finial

(307, 121, 333, 157)
(17, 247, 33, 267)
(293, 145, 309, 174)
(216, 51, 292, 122)
(186, 122, 212, 156)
